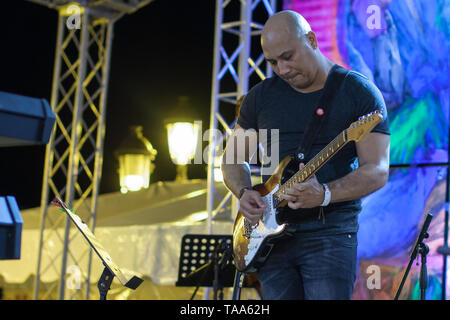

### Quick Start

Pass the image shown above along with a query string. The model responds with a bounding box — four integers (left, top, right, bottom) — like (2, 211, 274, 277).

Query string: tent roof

(20, 179, 231, 229)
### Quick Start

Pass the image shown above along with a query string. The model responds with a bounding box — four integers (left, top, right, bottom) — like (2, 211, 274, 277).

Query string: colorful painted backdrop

(284, 0, 450, 299)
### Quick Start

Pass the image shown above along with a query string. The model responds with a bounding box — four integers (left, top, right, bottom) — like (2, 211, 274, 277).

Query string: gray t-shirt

(237, 66, 390, 234)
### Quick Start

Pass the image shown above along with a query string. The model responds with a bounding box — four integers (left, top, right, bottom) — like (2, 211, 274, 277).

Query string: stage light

(115, 126, 157, 194)
(59, 2, 85, 16)
(166, 121, 200, 181)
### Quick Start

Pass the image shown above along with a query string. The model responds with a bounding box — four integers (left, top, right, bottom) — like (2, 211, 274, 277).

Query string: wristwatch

(320, 183, 331, 206)
(239, 186, 252, 199)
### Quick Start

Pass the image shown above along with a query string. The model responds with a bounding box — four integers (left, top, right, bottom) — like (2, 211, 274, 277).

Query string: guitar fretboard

(275, 130, 348, 199)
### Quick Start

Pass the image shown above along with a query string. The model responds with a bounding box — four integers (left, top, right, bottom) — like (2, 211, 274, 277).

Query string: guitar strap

(294, 64, 349, 162)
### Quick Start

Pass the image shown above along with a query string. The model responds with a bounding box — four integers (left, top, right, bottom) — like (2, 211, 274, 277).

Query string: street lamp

(165, 120, 200, 181)
(115, 126, 157, 194)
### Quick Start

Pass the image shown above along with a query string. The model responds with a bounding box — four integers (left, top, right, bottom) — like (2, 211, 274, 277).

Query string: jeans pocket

(330, 232, 358, 248)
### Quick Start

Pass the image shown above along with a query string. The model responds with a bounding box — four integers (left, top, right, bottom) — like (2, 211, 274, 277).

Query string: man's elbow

(221, 158, 251, 176)
(373, 165, 389, 191)
(220, 161, 231, 180)
(221, 153, 235, 174)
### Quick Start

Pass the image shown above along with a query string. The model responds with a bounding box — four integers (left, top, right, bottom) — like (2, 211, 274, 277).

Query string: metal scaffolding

(30, 0, 152, 300)
(28, 0, 276, 300)
(206, 0, 277, 233)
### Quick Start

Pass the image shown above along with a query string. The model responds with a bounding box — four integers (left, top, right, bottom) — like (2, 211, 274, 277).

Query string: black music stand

(176, 234, 236, 300)
(394, 213, 433, 300)
(52, 197, 143, 300)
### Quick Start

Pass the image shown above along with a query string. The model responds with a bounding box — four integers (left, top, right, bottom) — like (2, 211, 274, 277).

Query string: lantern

(166, 120, 200, 181)
(115, 126, 157, 193)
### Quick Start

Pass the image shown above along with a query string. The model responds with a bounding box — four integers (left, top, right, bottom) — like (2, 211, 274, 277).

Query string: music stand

(394, 213, 433, 300)
(52, 197, 143, 300)
(176, 234, 236, 300)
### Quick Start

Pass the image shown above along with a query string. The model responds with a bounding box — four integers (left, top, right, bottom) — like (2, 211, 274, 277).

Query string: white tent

(0, 179, 258, 300)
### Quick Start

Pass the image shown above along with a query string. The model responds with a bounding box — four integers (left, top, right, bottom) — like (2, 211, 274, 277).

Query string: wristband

(320, 183, 331, 206)
(239, 187, 252, 199)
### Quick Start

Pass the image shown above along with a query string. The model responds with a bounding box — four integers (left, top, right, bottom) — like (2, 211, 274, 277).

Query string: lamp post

(115, 126, 157, 194)
(165, 120, 200, 181)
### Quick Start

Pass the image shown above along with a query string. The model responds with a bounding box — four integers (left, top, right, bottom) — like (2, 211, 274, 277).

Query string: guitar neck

(276, 129, 348, 197)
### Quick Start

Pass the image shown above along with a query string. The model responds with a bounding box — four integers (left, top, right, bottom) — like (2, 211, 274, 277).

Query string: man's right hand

(239, 190, 266, 226)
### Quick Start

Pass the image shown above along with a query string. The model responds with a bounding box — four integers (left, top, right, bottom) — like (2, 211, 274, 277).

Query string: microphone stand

(212, 242, 222, 300)
(418, 242, 429, 300)
(213, 240, 230, 300)
(394, 213, 433, 300)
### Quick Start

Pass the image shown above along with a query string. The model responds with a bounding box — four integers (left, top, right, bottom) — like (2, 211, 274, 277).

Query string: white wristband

(320, 183, 331, 206)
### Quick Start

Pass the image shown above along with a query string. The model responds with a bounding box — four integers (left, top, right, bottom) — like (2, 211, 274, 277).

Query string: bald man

(221, 11, 390, 300)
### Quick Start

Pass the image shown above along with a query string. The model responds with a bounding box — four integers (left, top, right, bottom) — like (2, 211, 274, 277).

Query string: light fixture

(115, 126, 157, 194)
(165, 120, 200, 181)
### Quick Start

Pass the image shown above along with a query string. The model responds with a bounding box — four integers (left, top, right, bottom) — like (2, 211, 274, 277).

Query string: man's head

(261, 11, 323, 92)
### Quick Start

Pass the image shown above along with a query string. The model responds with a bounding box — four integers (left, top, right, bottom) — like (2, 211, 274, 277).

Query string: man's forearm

(221, 163, 253, 198)
(327, 163, 389, 203)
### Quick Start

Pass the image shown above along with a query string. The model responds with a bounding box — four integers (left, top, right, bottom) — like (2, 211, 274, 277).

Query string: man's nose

(278, 61, 291, 77)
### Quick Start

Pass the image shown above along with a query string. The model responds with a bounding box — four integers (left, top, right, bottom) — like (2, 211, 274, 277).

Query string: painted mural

(284, 0, 450, 299)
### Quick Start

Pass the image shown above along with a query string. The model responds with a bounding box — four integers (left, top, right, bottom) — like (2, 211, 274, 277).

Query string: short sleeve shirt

(237, 66, 390, 234)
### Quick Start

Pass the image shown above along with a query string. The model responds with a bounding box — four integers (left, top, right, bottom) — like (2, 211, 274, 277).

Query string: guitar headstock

(347, 111, 383, 142)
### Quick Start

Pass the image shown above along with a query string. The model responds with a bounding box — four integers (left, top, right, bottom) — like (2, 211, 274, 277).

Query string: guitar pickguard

(244, 185, 285, 267)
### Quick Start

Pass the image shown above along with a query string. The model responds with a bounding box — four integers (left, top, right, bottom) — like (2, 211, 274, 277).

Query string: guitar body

(233, 155, 294, 272)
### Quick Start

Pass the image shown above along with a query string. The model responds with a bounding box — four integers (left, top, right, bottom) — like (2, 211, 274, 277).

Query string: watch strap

(239, 186, 252, 199)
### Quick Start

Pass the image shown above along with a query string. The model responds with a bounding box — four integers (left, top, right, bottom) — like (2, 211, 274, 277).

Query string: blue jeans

(257, 232, 358, 300)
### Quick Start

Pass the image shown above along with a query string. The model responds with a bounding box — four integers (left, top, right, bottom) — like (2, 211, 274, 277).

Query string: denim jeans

(257, 232, 358, 300)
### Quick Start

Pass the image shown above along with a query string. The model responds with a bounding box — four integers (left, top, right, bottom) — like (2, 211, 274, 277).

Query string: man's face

(262, 32, 318, 92)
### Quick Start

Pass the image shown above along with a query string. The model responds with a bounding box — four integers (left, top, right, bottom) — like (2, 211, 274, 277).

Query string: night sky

(0, 0, 284, 210)
(0, 0, 219, 209)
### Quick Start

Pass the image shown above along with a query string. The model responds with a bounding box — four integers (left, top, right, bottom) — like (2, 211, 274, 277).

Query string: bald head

(261, 10, 312, 45)
(260, 11, 331, 93)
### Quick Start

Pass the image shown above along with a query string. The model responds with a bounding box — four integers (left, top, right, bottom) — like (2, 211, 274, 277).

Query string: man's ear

(305, 31, 318, 50)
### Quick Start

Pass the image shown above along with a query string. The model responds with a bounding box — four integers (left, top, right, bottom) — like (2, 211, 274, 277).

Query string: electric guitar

(232, 111, 383, 272)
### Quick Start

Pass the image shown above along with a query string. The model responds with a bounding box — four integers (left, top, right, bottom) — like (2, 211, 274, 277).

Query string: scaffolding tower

(206, 0, 277, 233)
(30, 0, 153, 300)
(29, 0, 278, 300)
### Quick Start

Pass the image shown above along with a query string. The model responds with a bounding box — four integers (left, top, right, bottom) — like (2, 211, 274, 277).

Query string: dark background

(0, 0, 282, 210)
(0, 0, 216, 209)
(0, 0, 281, 209)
